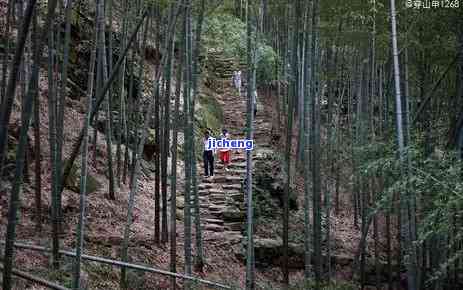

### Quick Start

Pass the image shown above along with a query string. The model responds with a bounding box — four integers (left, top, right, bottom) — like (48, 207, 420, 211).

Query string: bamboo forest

(0, 0, 462, 289)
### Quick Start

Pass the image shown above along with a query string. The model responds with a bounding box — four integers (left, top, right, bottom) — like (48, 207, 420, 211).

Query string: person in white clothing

(232, 70, 242, 96)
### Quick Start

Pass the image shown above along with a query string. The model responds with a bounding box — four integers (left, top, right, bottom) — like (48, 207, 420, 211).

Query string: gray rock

(223, 206, 245, 221)
(203, 224, 224, 232)
(176, 197, 185, 209)
(176, 209, 184, 220)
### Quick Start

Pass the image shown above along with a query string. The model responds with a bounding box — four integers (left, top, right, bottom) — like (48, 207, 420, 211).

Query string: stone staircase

(177, 54, 273, 244)
(206, 51, 246, 93)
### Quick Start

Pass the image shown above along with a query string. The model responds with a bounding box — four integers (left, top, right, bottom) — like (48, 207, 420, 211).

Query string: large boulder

(140, 159, 156, 178)
(143, 129, 158, 161)
(176, 209, 184, 220)
(254, 237, 283, 266)
(176, 197, 185, 209)
(236, 237, 305, 268)
(64, 159, 101, 194)
(222, 205, 245, 222)
(240, 154, 298, 220)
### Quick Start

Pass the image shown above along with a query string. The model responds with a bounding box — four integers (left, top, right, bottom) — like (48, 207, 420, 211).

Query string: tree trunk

(0, 0, 38, 180)
(191, 0, 206, 271)
(389, 0, 418, 288)
(72, 7, 98, 287)
(245, 1, 255, 288)
(119, 14, 158, 289)
(310, 0, 321, 287)
(46, 2, 61, 270)
(31, 9, 41, 232)
(116, 0, 129, 187)
(183, 1, 193, 288)
(303, 0, 313, 283)
(0, 0, 14, 105)
(170, 49, 183, 290)
(1, 2, 45, 287)
(161, 2, 178, 244)
(55, 0, 73, 222)
(60, 10, 148, 196)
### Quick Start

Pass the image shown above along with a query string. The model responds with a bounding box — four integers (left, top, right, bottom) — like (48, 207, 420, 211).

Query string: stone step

(213, 69, 233, 74)
(223, 231, 244, 244)
(210, 200, 226, 206)
(229, 169, 246, 175)
(211, 175, 227, 183)
(229, 162, 246, 169)
(212, 63, 234, 67)
(215, 74, 234, 79)
(213, 67, 234, 71)
(191, 206, 209, 213)
(214, 68, 234, 73)
(198, 190, 210, 196)
(205, 231, 243, 244)
(209, 194, 226, 202)
(203, 224, 224, 232)
(203, 214, 222, 220)
(224, 222, 244, 232)
(228, 201, 244, 209)
(209, 188, 226, 195)
(231, 156, 246, 162)
(214, 69, 235, 73)
(202, 178, 216, 183)
(209, 205, 226, 212)
(208, 210, 223, 218)
(229, 193, 244, 202)
(190, 195, 208, 201)
(204, 218, 224, 225)
(211, 63, 235, 68)
(225, 190, 242, 195)
(216, 162, 245, 170)
(223, 208, 246, 222)
(185, 202, 209, 209)
(223, 120, 246, 124)
(215, 169, 245, 176)
(223, 184, 242, 191)
(198, 183, 214, 190)
(225, 176, 243, 183)
(190, 210, 210, 216)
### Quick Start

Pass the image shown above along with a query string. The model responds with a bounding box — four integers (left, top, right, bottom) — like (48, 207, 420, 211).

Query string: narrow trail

(177, 55, 274, 244)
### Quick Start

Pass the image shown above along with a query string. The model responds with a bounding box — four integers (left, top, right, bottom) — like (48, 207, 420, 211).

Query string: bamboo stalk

(0, 241, 231, 289)
(61, 10, 148, 193)
(0, 264, 70, 290)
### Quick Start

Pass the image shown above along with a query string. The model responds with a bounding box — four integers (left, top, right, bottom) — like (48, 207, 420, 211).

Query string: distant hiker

(231, 71, 236, 87)
(232, 70, 242, 96)
(219, 129, 231, 171)
(203, 131, 215, 178)
(252, 89, 258, 118)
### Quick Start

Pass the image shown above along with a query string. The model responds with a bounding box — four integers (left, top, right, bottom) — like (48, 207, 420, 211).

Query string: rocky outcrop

(143, 129, 157, 161)
(64, 159, 101, 194)
(234, 237, 307, 268)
